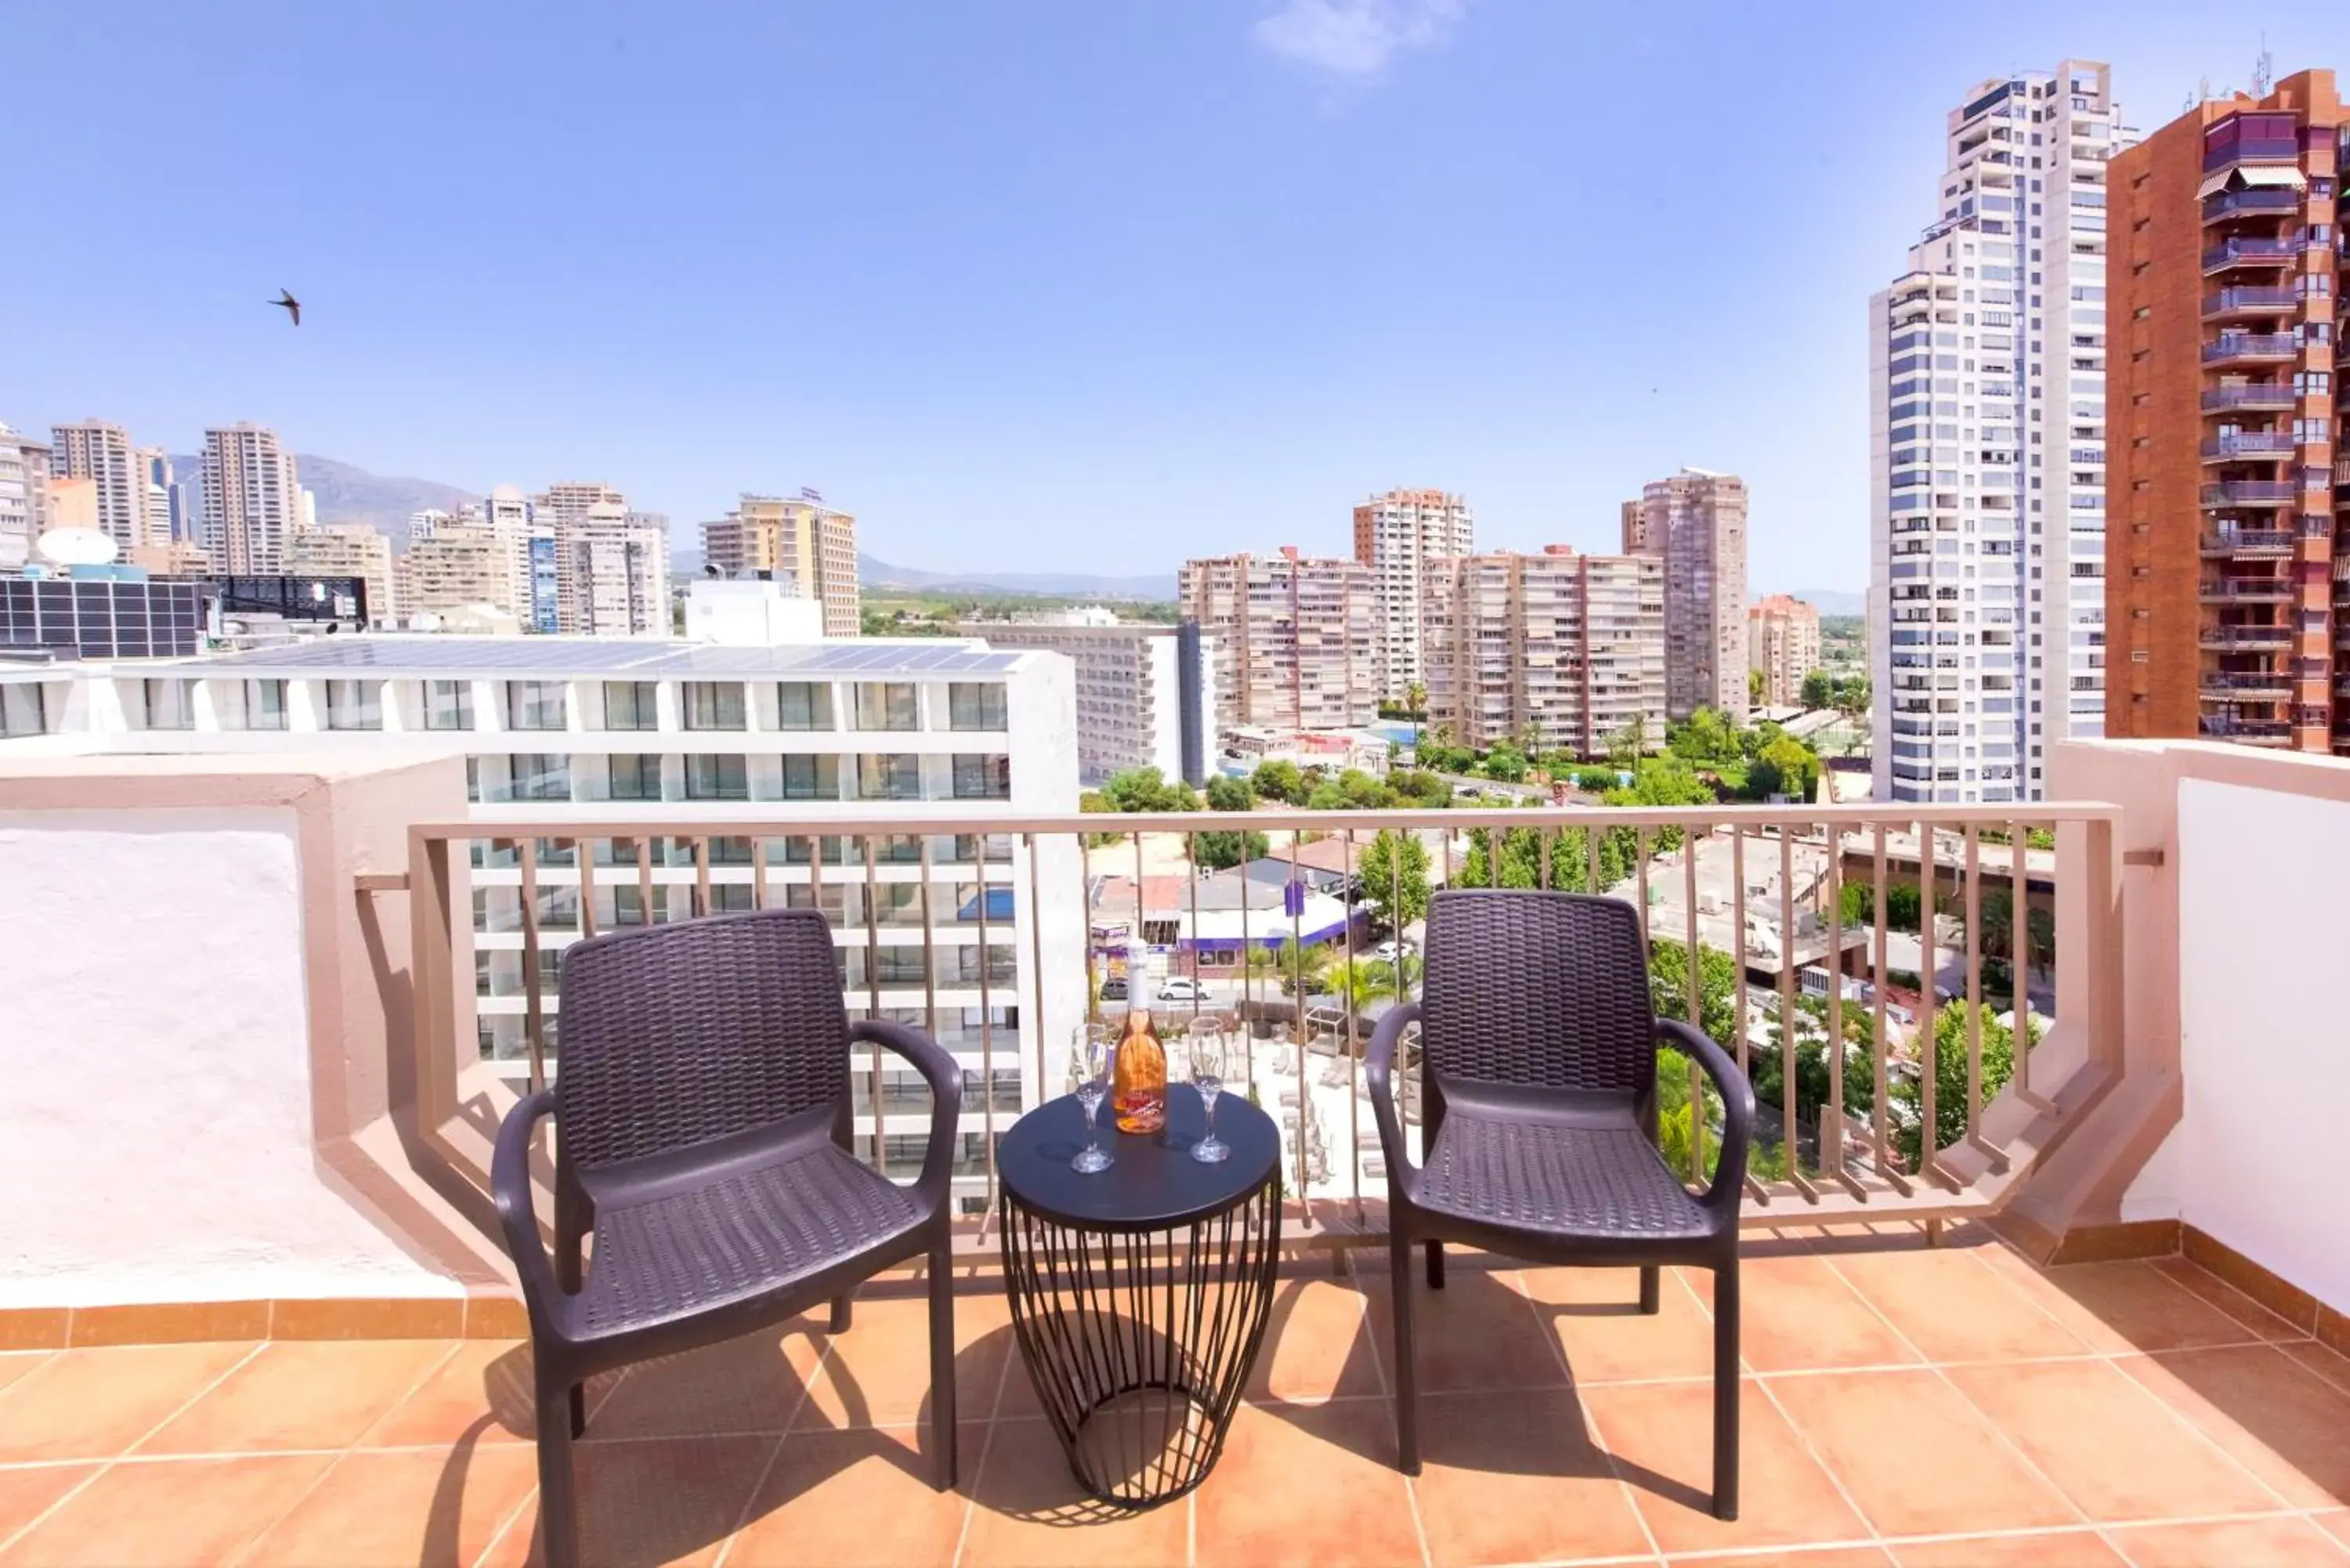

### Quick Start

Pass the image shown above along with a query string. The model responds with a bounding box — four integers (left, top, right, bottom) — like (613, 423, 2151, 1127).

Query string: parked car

(1099, 977, 1129, 1002)
(1367, 939, 1408, 963)
(1156, 976, 1212, 1002)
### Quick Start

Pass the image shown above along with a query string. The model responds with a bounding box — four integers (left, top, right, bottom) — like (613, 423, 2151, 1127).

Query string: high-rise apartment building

(1748, 594, 1824, 707)
(285, 524, 397, 627)
(701, 494, 861, 637)
(136, 450, 176, 551)
(1871, 62, 2127, 804)
(467, 486, 555, 632)
(1423, 546, 1667, 755)
(1351, 488, 1472, 695)
(49, 421, 146, 553)
(953, 618, 1217, 786)
(0, 424, 50, 570)
(400, 525, 518, 625)
(201, 424, 303, 573)
(2107, 70, 2346, 753)
(1625, 468, 1749, 724)
(555, 500, 669, 637)
(1177, 549, 1377, 732)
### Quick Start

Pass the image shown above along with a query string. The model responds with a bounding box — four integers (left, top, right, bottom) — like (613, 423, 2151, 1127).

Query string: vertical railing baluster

(1586, 818, 1601, 898)
(1683, 823, 1705, 1183)
(1778, 826, 1799, 1190)
(575, 838, 598, 941)
(1824, 820, 1846, 1183)
(1186, 832, 1203, 1029)
(1636, 826, 1652, 949)
(517, 837, 546, 1093)
(919, 835, 940, 1090)
(1964, 824, 1984, 1150)
(2010, 817, 2030, 1102)
(1918, 821, 1940, 1186)
(634, 835, 655, 927)
(1133, 830, 1148, 992)
(1342, 826, 1361, 1223)
(863, 833, 886, 1172)
(1731, 823, 1760, 1200)
(1871, 823, 1902, 1188)
(976, 833, 998, 1227)
(750, 837, 768, 911)
(1538, 826, 1553, 891)
(1080, 834, 1097, 1025)
(1237, 826, 1253, 1083)
(694, 835, 711, 919)
(1287, 829, 1307, 1209)
(1025, 831, 1048, 1110)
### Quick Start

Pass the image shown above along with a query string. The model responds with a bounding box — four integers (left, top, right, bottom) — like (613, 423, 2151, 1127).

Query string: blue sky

(3, 2, 2334, 591)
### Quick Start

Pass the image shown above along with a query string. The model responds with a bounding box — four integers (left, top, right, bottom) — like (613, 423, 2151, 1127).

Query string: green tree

(1607, 714, 1650, 770)
(1099, 766, 1198, 813)
(1800, 669, 1833, 710)
(1482, 745, 1529, 783)
(1749, 666, 1766, 706)
(1834, 674, 1871, 722)
(1386, 768, 1452, 809)
(1668, 706, 1741, 764)
(1329, 954, 1420, 1010)
(1895, 1003, 2036, 1165)
(1251, 758, 1307, 804)
(1647, 938, 1741, 1048)
(1358, 828, 1432, 934)
(1273, 936, 1332, 997)
(1751, 735, 1822, 801)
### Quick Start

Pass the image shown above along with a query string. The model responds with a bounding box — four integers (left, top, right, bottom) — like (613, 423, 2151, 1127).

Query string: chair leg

(927, 1237, 958, 1491)
(1423, 1238, 1445, 1291)
(830, 1291, 855, 1333)
(1639, 1264, 1661, 1315)
(1712, 1258, 1740, 1521)
(535, 1365, 581, 1568)
(1391, 1230, 1420, 1476)
(567, 1382, 586, 1440)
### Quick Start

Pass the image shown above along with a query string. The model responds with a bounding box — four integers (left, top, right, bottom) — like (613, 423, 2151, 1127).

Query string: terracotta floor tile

(241, 1444, 539, 1567)
(1943, 1359, 2278, 1523)
(584, 1321, 830, 1440)
(1767, 1370, 2077, 1537)
(1667, 1552, 1890, 1567)
(2102, 1516, 2350, 1566)
(2318, 1510, 2350, 1548)
(1586, 1378, 1867, 1556)
(139, 1339, 456, 1455)
(0, 1454, 333, 1567)
(1892, 1530, 2127, 1566)
(2151, 1257, 2308, 1342)
(2023, 1262, 2272, 1356)
(795, 1291, 1012, 1429)
(1405, 1388, 1652, 1566)
(1248, 1276, 1383, 1403)
(957, 1419, 1189, 1568)
(359, 1339, 543, 1447)
(725, 1424, 976, 1567)
(1826, 1248, 2088, 1364)
(0, 1466, 96, 1548)
(482, 1433, 776, 1568)
(1192, 1401, 1420, 1568)
(2281, 1340, 2350, 1399)
(0, 1341, 255, 1463)
(2117, 1345, 2350, 1509)
(1520, 1265, 1719, 1385)
(1361, 1267, 1568, 1395)
(0, 1359, 49, 1404)
(1686, 1255, 1921, 1373)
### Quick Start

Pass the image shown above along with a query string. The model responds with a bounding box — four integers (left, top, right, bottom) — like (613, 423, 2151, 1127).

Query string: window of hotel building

(604, 681, 659, 730)
(607, 754, 663, 801)
(221, 679, 287, 732)
(858, 753, 923, 800)
(136, 679, 194, 730)
(424, 679, 473, 731)
(946, 682, 1008, 731)
(776, 681, 834, 730)
(508, 753, 572, 802)
(505, 679, 566, 731)
(325, 679, 383, 731)
(685, 753, 750, 800)
(854, 682, 919, 731)
(952, 753, 1011, 800)
(779, 753, 840, 800)
(1, 683, 48, 739)
(684, 681, 747, 730)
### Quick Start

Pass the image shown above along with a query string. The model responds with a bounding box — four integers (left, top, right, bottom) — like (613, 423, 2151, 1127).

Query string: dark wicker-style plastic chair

(1366, 890, 1755, 1519)
(492, 909, 964, 1566)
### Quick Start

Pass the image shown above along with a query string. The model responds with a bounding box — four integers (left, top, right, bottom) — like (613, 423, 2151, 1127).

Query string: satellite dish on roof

(36, 528, 118, 567)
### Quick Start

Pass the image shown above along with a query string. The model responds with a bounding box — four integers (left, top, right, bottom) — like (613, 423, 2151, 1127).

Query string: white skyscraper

(1351, 488, 1473, 695)
(1871, 61, 2128, 804)
(201, 422, 303, 573)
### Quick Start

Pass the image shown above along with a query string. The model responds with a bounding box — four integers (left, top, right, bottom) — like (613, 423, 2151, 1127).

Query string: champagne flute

(1071, 1024, 1114, 1174)
(1190, 1024, 1230, 1164)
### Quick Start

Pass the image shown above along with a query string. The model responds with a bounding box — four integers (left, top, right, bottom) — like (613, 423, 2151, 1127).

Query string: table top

(996, 1083, 1278, 1231)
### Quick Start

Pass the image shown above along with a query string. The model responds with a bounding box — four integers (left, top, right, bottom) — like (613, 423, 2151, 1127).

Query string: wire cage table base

(996, 1086, 1282, 1508)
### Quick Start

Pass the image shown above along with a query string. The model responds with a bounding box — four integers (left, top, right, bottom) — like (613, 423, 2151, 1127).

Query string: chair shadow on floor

(456, 1308, 1015, 1568)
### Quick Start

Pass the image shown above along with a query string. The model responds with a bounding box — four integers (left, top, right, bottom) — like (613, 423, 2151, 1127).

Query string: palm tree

(1404, 681, 1427, 744)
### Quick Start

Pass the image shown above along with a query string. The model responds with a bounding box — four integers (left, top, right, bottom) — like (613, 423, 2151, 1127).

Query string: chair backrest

(554, 908, 848, 1172)
(1417, 889, 1654, 1097)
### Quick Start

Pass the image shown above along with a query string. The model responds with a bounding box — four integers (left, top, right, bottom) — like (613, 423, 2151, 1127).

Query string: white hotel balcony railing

(402, 800, 2123, 1246)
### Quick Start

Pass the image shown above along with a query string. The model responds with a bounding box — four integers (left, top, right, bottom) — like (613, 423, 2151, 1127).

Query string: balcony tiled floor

(3, 1224, 2348, 1567)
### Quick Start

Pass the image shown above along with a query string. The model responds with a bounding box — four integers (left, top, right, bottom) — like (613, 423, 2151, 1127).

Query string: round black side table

(996, 1082, 1281, 1508)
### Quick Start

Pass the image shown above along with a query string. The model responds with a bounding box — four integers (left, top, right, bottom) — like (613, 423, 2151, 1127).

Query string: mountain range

(170, 453, 479, 551)
(855, 553, 1176, 602)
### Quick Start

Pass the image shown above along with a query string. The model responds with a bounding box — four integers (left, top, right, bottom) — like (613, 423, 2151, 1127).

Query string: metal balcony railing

(2200, 579, 2296, 600)
(2204, 238, 2301, 270)
(2202, 335, 2301, 364)
(2200, 717, 2294, 740)
(2200, 432, 2298, 461)
(2202, 481, 2299, 507)
(2202, 188, 2304, 222)
(2200, 529, 2294, 554)
(2202, 286, 2299, 316)
(2200, 624, 2294, 648)
(2200, 671, 2293, 695)
(398, 801, 2122, 1241)
(2202, 385, 2300, 411)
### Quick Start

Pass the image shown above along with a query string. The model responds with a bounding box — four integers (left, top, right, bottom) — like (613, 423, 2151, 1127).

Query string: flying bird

(270, 289, 301, 327)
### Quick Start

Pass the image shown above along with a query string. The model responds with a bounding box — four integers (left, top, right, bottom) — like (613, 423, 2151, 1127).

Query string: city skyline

(4, 3, 2321, 594)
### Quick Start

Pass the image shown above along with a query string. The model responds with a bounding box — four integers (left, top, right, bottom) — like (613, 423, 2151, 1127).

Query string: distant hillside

(859, 553, 1176, 602)
(1775, 588, 1864, 617)
(170, 453, 479, 551)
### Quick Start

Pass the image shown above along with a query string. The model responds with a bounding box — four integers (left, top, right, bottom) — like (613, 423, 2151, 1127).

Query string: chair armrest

(849, 1017, 965, 1198)
(490, 1087, 563, 1309)
(1654, 1018, 1755, 1211)
(1365, 1001, 1422, 1183)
